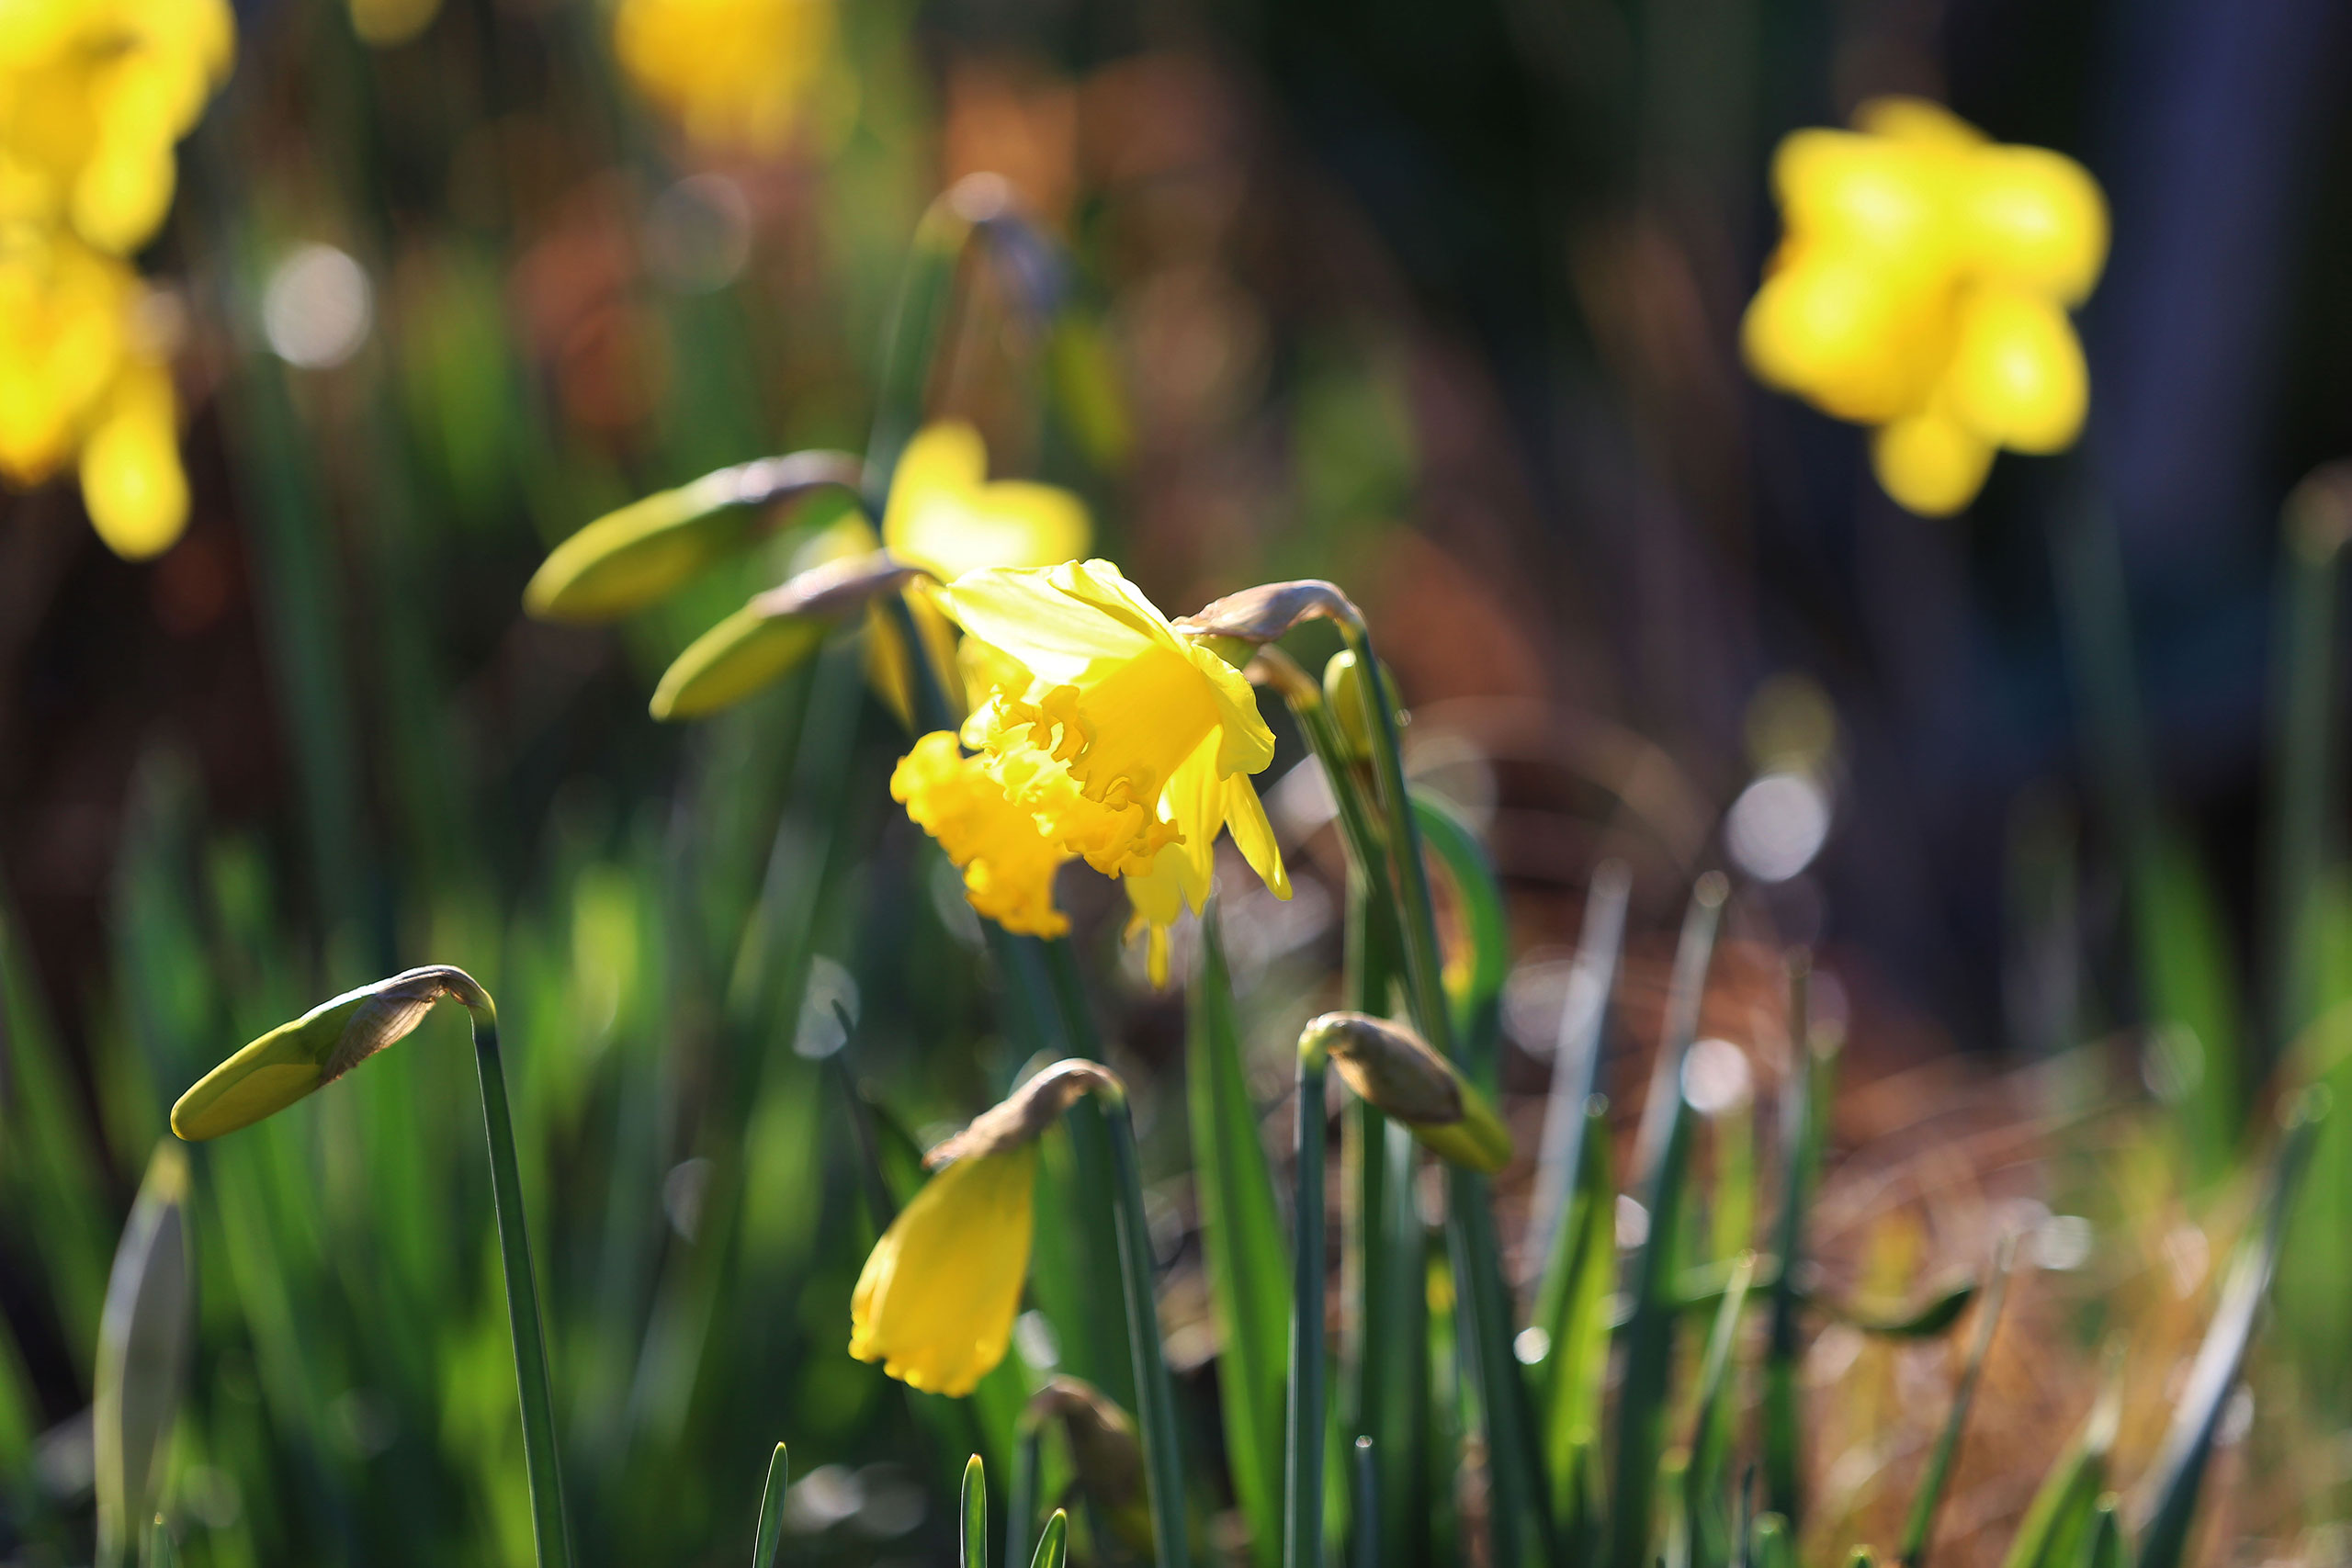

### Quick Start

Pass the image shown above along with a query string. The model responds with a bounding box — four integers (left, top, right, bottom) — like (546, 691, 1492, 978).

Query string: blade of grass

(2083, 1499, 2124, 1568)
(1997, 1359, 2120, 1568)
(963, 1453, 989, 1568)
(752, 1445, 789, 1568)
(1289, 1047, 1330, 1568)
(1605, 874, 1727, 1568)
(1764, 956, 1827, 1524)
(1897, 1235, 2018, 1568)
(94, 1145, 194, 1568)
(1684, 1253, 1757, 1568)
(1102, 1091, 1191, 1568)
(2132, 1091, 2325, 1568)
(1190, 903, 1291, 1568)
(1528, 864, 1630, 1283)
(1030, 1509, 1069, 1568)
(1536, 1099, 1614, 1553)
(1751, 1514, 1793, 1568)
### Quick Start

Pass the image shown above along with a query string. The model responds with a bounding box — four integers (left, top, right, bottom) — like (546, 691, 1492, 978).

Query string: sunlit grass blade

(1007, 1422, 1042, 1568)
(752, 1444, 790, 1568)
(962, 1453, 988, 1568)
(1605, 874, 1726, 1568)
(1751, 1512, 1794, 1568)
(2083, 1498, 2124, 1568)
(2133, 1091, 2325, 1568)
(1997, 1359, 2120, 1568)
(1189, 904, 1291, 1568)
(1685, 1253, 1757, 1568)
(1537, 1098, 1614, 1553)
(1764, 954, 1826, 1523)
(1029, 1508, 1070, 1568)
(94, 1145, 194, 1568)
(1352, 1437, 1378, 1568)
(1528, 863, 1630, 1283)
(1897, 1235, 2018, 1568)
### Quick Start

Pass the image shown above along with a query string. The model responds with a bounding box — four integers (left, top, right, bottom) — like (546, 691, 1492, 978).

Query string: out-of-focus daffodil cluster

(612, 0, 833, 152)
(0, 0, 232, 558)
(1742, 97, 2108, 516)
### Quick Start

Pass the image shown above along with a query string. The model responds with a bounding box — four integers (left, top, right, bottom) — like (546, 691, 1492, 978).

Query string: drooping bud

(524, 450, 866, 624)
(171, 966, 492, 1141)
(1024, 1378, 1151, 1554)
(649, 551, 931, 722)
(922, 1059, 1124, 1168)
(1300, 1010, 1512, 1173)
(1175, 578, 1363, 644)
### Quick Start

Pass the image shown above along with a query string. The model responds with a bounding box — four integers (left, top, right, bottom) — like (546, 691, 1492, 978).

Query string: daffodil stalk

(169, 968, 573, 1568)
(1288, 1011, 1512, 1568)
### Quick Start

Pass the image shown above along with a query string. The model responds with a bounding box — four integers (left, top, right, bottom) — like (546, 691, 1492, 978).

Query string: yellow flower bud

(1302, 1010, 1514, 1173)
(172, 967, 492, 1141)
(79, 362, 187, 560)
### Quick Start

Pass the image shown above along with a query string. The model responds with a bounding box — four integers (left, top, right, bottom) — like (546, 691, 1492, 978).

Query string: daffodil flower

(890, 730, 1076, 938)
(882, 421, 1091, 582)
(1741, 96, 2107, 516)
(920, 558, 1290, 977)
(850, 1061, 1115, 1396)
(613, 0, 835, 152)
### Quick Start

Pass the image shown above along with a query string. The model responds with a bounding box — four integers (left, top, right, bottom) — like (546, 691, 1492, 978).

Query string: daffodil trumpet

(168, 969, 573, 1568)
(848, 1059, 1188, 1568)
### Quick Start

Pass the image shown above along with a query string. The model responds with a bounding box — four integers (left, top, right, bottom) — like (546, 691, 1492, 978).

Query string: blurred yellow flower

(884, 420, 1091, 582)
(849, 1143, 1036, 1397)
(0, 0, 235, 254)
(929, 559, 1290, 975)
(0, 0, 230, 558)
(0, 231, 187, 558)
(1742, 97, 2106, 515)
(613, 0, 833, 153)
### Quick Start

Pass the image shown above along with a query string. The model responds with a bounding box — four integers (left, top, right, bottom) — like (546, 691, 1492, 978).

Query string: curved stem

(1336, 628, 1453, 1058)
(1102, 1094, 1190, 1568)
(469, 1012, 573, 1568)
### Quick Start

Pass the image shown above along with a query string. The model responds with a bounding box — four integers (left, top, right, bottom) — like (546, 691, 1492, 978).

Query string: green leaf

(2135, 1092, 2326, 1568)
(1764, 959, 1829, 1524)
(95, 1144, 195, 1568)
(1606, 875, 1726, 1568)
(1526, 863, 1630, 1298)
(1029, 1509, 1069, 1568)
(1187, 907, 1290, 1568)
(752, 1444, 790, 1568)
(1537, 1100, 1616, 1554)
(1997, 1363, 2119, 1568)
(962, 1454, 988, 1568)
(1685, 1253, 1758, 1568)
(1750, 1514, 1794, 1568)
(1897, 1236, 2018, 1568)
(1409, 795, 1510, 1088)
(2082, 1499, 2125, 1568)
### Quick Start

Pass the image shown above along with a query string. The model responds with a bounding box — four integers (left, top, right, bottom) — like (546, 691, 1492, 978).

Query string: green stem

(468, 1012, 573, 1568)
(1289, 1051, 1330, 1568)
(1334, 632, 1452, 1055)
(1762, 956, 1823, 1525)
(1102, 1092, 1191, 1568)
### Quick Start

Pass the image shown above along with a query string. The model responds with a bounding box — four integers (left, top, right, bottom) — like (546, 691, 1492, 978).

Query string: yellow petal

(79, 365, 187, 561)
(936, 560, 1160, 682)
(849, 1145, 1036, 1396)
(1222, 773, 1290, 900)
(892, 732, 1073, 937)
(1944, 288, 2087, 454)
(1956, 146, 2108, 305)
(1871, 410, 1994, 517)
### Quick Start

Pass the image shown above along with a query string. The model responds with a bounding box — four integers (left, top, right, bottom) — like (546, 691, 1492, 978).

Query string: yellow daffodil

(0, 0, 229, 558)
(1742, 96, 2107, 516)
(849, 1142, 1037, 1396)
(612, 0, 833, 153)
(849, 1060, 1114, 1396)
(891, 730, 1075, 938)
(0, 231, 189, 558)
(883, 421, 1091, 582)
(920, 559, 1289, 976)
(0, 0, 235, 255)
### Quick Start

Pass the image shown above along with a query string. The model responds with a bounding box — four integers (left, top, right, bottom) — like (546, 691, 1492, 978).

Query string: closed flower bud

(649, 550, 926, 721)
(1301, 1011, 1513, 1173)
(1321, 649, 1404, 763)
(171, 966, 492, 1141)
(524, 450, 864, 624)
